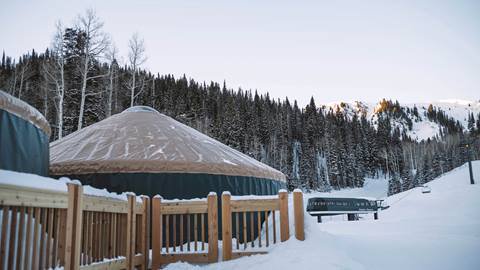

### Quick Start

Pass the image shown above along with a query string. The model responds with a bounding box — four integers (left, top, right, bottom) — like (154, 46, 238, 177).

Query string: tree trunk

(130, 69, 136, 107)
(78, 56, 89, 131)
(151, 78, 155, 108)
(107, 65, 113, 117)
(18, 66, 25, 99)
(58, 63, 65, 139)
(11, 67, 17, 95)
(43, 80, 48, 119)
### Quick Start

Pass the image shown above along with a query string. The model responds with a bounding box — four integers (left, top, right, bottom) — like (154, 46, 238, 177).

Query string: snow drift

(165, 161, 480, 270)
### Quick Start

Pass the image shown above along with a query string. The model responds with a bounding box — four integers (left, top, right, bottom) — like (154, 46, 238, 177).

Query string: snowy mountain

(322, 99, 480, 141)
(166, 161, 480, 270)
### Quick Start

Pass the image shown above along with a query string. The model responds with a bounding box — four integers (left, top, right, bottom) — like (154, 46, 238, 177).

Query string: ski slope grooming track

(164, 161, 480, 270)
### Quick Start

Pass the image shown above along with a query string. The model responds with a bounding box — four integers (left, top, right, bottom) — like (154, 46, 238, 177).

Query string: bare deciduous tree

(128, 33, 147, 107)
(17, 58, 31, 99)
(76, 8, 110, 130)
(105, 44, 118, 117)
(43, 21, 67, 139)
(10, 59, 17, 95)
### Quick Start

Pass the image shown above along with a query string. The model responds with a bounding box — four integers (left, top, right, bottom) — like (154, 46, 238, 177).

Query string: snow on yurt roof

(0, 90, 51, 136)
(50, 106, 286, 182)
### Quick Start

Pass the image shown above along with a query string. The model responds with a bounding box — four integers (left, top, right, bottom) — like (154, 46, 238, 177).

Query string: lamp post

(466, 144, 475, 185)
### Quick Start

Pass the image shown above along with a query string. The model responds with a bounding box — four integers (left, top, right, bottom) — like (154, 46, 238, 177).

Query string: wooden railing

(1, 180, 305, 269)
(151, 193, 218, 269)
(78, 189, 149, 270)
(0, 182, 149, 270)
(0, 183, 69, 270)
(221, 190, 291, 261)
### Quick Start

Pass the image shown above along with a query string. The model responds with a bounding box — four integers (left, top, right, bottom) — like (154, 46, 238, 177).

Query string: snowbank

(0, 169, 68, 192)
(230, 194, 279, 200)
(162, 198, 207, 203)
(0, 169, 138, 201)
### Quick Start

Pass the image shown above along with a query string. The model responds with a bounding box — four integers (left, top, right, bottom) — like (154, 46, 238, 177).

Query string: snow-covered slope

(410, 99, 480, 128)
(323, 99, 480, 141)
(166, 161, 480, 270)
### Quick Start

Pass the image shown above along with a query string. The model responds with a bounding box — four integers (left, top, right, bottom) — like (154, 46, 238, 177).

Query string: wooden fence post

(151, 196, 162, 270)
(207, 192, 218, 262)
(65, 183, 83, 270)
(126, 194, 136, 270)
(141, 196, 150, 270)
(0, 206, 8, 268)
(221, 192, 232, 261)
(293, 190, 305, 241)
(279, 190, 289, 242)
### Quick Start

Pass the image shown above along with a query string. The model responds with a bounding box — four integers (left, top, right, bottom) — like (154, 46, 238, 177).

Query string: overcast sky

(1, 0, 479, 106)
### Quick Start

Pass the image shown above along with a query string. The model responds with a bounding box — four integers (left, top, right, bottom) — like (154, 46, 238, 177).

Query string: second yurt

(49, 106, 286, 199)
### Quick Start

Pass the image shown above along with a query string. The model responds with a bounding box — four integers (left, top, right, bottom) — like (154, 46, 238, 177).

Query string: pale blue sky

(1, 0, 479, 105)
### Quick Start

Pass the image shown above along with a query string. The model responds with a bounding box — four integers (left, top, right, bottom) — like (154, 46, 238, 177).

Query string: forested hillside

(1, 10, 479, 195)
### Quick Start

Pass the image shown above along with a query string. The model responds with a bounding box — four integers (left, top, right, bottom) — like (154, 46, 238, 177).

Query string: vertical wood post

(207, 193, 218, 262)
(293, 190, 305, 241)
(32, 208, 41, 269)
(126, 194, 136, 270)
(279, 190, 289, 242)
(140, 196, 150, 270)
(221, 192, 232, 261)
(0, 206, 8, 269)
(58, 209, 67, 265)
(16, 207, 26, 269)
(65, 183, 83, 270)
(151, 196, 162, 270)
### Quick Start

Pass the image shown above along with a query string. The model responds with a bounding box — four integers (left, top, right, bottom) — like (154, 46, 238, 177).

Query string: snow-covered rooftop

(0, 90, 51, 135)
(50, 107, 285, 181)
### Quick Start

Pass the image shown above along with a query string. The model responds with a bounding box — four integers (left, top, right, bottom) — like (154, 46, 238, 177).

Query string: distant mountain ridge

(321, 99, 480, 141)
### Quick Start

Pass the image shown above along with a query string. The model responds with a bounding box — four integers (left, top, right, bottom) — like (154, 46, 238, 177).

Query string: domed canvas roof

(50, 106, 285, 182)
(0, 90, 51, 136)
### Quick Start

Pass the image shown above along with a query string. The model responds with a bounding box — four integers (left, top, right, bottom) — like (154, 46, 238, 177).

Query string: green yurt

(0, 90, 50, 176)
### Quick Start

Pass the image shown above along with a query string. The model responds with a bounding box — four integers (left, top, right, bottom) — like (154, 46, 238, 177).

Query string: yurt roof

(0, 90, 51, 136)
(50, 106, 286, 182)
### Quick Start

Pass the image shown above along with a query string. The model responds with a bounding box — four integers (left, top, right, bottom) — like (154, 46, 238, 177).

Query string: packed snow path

(165, 161, 480, 270)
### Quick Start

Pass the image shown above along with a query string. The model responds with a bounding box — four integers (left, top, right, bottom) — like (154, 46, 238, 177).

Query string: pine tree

(468, 112, 475, 134)
(1, 27, 479, 195)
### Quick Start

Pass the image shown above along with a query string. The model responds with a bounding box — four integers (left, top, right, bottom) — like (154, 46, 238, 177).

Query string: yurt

(49, 106, 286, 199)
(0, 90, 51, 176)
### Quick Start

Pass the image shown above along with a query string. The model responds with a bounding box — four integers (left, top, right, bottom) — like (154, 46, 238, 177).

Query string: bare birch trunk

(78, 55, 89, 130)
(58, 62, 65, 139)
(130, 70, 136, 107)
(107, 66, 113, 117)
(18, 65, 25, 99)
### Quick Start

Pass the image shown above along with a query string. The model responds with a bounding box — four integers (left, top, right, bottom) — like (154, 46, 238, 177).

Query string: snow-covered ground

(1, 163, 478, 269)
(166, 161, 480, 270)
(307, 176, 388, 200)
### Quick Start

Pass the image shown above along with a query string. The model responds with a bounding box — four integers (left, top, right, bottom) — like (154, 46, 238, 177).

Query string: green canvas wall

(0, 109, 49, 176)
